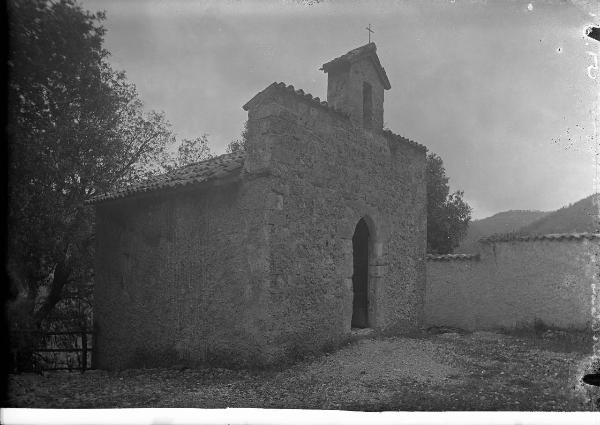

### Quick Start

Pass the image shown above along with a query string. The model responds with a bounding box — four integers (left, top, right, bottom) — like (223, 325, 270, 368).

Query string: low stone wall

(425, 234, 599, 331)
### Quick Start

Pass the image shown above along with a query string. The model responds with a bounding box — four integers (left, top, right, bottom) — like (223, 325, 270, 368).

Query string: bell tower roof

(320, 42, 391, 90)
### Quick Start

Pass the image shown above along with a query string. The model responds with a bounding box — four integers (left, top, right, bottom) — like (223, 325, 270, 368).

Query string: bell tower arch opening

(363, 82, 373, 129)
(352, 218, 370, 328)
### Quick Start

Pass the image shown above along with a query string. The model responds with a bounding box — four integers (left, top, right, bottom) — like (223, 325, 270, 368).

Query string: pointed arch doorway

(352, 218, 370, 328)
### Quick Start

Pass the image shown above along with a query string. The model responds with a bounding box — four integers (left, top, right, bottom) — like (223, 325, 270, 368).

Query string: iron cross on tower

(366, 24, 374, 43)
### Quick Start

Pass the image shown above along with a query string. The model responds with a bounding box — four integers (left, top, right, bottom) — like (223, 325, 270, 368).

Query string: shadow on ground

(7, 328, 595, 410)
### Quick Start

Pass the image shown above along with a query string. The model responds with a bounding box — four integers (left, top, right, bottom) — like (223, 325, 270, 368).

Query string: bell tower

(321, 43, 391, 132)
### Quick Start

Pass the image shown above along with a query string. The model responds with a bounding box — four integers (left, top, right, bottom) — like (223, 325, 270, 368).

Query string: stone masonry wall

(94, 83, 427, 369)
(244, 86, 426, 362)
(93, 178, 273, 369)
(425, 239, 598, 330)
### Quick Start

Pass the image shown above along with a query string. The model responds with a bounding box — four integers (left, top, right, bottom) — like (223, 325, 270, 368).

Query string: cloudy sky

(80, 0, 598, 218)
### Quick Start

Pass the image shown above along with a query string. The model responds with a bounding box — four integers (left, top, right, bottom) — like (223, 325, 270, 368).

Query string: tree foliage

(6, 0, 211, 342)
(426, 153, 472, 254)
(169, 135, 212, 170)
(225, 121, 248, 153)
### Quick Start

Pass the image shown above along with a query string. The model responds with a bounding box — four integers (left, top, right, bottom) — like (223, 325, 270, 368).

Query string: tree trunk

(33, 258, 72, 327)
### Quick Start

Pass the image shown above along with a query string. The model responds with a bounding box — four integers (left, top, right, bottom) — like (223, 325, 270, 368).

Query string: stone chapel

(90, 43, 428, 369)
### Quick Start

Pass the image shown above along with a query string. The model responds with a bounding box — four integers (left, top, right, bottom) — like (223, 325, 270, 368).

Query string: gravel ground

(6, 330, 594, 410)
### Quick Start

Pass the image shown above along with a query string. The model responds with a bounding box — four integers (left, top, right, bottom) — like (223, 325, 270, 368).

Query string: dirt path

(7, 330, 593, 410)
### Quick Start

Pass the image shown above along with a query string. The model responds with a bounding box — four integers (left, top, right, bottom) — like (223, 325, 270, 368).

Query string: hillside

(456, 194, 599, 253)
(456, 210, 548, 253)
(518, 194, 599, 235)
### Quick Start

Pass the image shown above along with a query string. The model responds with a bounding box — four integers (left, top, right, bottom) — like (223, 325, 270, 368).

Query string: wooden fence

(11, 329, 93, 372)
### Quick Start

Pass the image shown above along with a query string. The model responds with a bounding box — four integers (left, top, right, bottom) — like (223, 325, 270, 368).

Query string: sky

(80, 0, 599, 219)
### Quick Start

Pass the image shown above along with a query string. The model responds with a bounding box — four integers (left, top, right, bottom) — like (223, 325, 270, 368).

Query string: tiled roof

(382, 129, 427, 152)
(87, 152, 245, 204)
(426, 253, 481, 261)
(479, 232, 600, 243)
(243, 82, 350, 119)
(321, 43, 391, 90)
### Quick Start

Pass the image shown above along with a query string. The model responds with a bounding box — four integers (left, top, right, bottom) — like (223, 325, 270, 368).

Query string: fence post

(81, 330, 87, 373)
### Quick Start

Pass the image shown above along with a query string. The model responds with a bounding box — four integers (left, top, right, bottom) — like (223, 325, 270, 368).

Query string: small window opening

(363, 82, 373, 129)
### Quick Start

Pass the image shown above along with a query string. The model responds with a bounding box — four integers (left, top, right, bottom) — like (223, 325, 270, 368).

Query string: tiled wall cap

(246, 83, 429, 156)
(479, 232, 600, 243)
(245, 82, 350, 120)
(382, 129, 427, 152)
(426, 253, 481, 261)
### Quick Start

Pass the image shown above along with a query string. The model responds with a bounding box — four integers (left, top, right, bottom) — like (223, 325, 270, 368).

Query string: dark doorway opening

(352, 218, 369, 328)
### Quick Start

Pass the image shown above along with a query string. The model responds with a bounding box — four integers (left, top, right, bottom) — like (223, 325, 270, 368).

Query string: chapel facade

(91, 43, 427, 369)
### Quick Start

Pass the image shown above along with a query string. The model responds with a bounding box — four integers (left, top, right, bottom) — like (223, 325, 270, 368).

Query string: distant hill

(456, 194, 600, 253)
(518, 194, 599, 235)
(456, 210, 548, 253)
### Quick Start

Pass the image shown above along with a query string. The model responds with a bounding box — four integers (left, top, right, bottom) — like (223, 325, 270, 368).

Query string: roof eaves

(87, 152, 245, 205)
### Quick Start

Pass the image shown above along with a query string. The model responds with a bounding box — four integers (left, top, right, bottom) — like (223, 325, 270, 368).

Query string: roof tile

(426, 253, 481, 261)
(321, 43, 391, 90)
(479, 232, 600, 243)
(243, 82, 350, 119)
(87, 152, 245, 204)
(382, 129, 427, 152)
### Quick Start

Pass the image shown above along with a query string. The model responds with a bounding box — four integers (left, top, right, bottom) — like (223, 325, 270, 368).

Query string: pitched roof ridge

(321, 42, 377, 68)
(321, 42, 391, 90)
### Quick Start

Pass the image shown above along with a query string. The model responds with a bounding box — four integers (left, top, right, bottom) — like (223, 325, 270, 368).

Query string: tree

(6, 0, 211, 349)
(225, 121, 248, 153)
(169, 135, 212, 169)
(426, 152, 472, 254)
